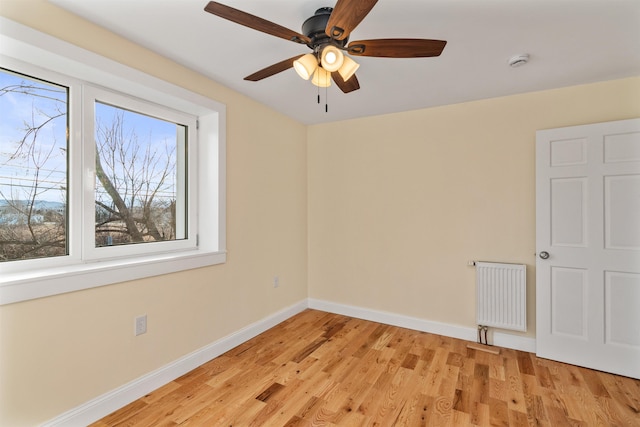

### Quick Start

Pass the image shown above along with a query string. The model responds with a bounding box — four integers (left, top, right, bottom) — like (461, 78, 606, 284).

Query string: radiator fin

(476, 262, 527, 332)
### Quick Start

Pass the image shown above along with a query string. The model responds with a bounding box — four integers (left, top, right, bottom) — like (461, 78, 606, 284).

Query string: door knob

(539, 251, 550, 259)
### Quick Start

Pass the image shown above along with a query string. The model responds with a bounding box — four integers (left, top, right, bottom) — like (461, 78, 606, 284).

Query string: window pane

(0, 69, 68, 262)
(94, 102, 187, 248)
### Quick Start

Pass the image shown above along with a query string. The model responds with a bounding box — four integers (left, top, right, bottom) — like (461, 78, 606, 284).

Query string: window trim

(83, 86, 199, 259)
(0, 17, 227, 305)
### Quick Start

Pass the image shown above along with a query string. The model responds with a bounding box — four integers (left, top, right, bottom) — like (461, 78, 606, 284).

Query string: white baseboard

(42, 298, 536, 426)
(308, 298, 536, 353)
(41, 299, 308, 427)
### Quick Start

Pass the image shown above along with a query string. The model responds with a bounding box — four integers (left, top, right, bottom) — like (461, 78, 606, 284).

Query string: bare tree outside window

(0, 69, 68, 261)
(0, 69, 187, 262)
(94, 102, 186, 247)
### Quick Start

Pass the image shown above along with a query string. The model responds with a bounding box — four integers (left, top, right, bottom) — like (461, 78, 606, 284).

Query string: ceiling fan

(203, 0, 447, 94)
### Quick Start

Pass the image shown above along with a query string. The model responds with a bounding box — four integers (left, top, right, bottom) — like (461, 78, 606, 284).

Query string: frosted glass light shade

(293, 54, 317, 80)
(320, 46, 344, 72)
(337, 56, 360, 82)
(311, 68, 332, 87)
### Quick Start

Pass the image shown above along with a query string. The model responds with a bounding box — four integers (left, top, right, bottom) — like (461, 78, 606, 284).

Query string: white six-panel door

(536, 118, 640, 379)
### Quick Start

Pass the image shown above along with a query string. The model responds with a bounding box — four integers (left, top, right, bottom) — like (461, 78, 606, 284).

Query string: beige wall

(0, 2, 308, 426)
(308, 77, 640, 337)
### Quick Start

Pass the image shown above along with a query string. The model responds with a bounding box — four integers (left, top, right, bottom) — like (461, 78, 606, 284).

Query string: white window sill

(0, 250, 226, 306)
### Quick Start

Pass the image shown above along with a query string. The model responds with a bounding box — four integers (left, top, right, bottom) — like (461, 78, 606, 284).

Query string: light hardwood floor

(91, 309, 640, 426)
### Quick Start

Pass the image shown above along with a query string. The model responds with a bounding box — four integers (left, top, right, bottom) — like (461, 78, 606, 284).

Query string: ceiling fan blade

(347, 39, 447, 58)
(244, 55, 304, 81)
(204, 2, 310, 45)
(325, 0, 379, 41)
(332, 72, 360, 93)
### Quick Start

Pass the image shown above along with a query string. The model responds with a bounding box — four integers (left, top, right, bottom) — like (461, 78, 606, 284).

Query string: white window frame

(0, 17, 226, 305)
(83, 86, 198, 259)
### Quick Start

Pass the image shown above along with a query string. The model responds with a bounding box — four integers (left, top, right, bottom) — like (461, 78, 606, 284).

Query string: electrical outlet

(273, 276, 279, 288)
(135, 315, 147, 336)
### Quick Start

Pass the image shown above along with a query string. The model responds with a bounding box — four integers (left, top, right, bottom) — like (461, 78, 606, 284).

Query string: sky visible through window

(0, 69, 68, 207)
(94, 101, 181, 207)
(0, 68, 181, 208)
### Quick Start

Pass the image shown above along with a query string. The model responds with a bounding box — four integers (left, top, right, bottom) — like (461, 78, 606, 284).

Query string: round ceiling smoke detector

(509, 54, 530, 67)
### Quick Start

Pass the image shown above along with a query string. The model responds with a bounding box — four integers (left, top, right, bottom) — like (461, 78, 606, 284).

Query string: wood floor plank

(90, 310, 640, 426)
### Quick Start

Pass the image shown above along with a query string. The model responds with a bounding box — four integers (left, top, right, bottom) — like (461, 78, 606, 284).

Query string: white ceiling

(50, 0, 640, 125)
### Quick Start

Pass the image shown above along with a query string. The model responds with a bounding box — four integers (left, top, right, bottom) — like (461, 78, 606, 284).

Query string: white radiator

(476, 262, 527, 332)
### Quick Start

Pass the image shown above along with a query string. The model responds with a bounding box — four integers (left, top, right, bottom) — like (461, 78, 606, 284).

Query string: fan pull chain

(325, 85, 328, 113)
(314, 73, 328, 113)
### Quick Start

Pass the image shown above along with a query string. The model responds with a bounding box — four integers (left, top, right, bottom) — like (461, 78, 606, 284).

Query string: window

(0, 17, 226, 305)
(0, 68, 69, 262)
(93, 100, 189, 249)
(83, 86, 198, 260)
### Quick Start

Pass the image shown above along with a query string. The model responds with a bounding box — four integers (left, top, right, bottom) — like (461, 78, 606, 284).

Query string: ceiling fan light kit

(337, 56, 360, 82)
(204, 0, 447, 98)
(293, 53, 318, 80)
(320, 45, 344, 72)
(311, 68, 332, 87)
(294, 45, 357, 87)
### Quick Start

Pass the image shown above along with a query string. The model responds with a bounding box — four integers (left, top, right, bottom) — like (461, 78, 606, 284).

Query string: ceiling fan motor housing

(302, 7, 348, 51)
